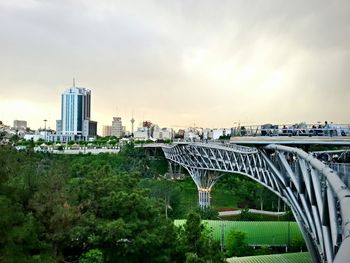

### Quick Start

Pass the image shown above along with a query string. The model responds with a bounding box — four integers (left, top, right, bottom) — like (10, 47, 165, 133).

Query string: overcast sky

(1, 0, 349, 132)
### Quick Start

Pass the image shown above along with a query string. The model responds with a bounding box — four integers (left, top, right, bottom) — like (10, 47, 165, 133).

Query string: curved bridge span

(160, 142, 350, 263)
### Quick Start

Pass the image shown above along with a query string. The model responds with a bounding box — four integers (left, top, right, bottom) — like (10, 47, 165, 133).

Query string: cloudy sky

(1, 0, 349, 132)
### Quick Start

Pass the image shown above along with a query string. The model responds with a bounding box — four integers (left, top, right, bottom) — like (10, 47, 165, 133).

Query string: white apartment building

(203, 128, 232, 140)
(184, 128, 201, 141)
(134, 127, 149, 140)
(152, 126, 173, 141)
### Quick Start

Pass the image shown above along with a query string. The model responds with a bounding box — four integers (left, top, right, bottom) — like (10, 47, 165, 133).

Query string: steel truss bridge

(159, 142, 350, 263)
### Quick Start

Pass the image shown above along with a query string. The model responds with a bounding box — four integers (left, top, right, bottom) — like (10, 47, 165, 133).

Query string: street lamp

(43, 119, 47, 142)
(217, 216, 225, 253)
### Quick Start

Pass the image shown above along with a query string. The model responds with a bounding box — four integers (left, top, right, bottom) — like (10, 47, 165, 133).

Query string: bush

(79, 249, 103, 263)
(226, 229, 250, 257)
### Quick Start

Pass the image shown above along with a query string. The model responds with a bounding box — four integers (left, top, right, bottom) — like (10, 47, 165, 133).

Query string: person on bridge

(324, 121, 329, 136)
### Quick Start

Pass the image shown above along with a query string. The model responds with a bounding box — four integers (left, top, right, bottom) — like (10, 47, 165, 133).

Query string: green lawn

(174, 220, 304, 246)
(226, 252, 311, 263)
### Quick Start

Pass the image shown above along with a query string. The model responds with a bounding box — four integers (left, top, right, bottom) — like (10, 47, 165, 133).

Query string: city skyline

(1, 1, 350, 132)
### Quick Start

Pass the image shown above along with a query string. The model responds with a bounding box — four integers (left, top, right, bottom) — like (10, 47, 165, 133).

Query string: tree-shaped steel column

(186, 168, 222, 208)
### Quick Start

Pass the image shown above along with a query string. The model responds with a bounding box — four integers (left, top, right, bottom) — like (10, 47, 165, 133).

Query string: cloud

(0, 0, 349, 131)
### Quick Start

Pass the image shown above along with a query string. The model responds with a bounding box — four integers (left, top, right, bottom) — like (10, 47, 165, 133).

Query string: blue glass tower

(57, 80, 96, 141)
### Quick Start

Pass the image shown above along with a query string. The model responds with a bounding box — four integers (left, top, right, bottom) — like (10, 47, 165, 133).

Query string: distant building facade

(56, 83, 97, 141)
(184, 127, 201, 141)
(56, 120, 62, 134)
(202, 128, 232, 140)
(111, 117, 123, 138)
(153, 126, 173, 141)
(102, 125, 112, 137)
(142, 120, 154, 138)
(134, 127, 149, 140)
(13, 120, 27, 130)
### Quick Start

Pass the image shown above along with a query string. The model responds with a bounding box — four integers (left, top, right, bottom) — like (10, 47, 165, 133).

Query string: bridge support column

(187, 168, 222, 209)
(198, 188, 211, 208)
(167, 161, 183, 179)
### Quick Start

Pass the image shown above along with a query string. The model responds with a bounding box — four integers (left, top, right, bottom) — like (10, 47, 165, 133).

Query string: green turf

(174, 220, 304, 246)
(226, 252, 311, 263)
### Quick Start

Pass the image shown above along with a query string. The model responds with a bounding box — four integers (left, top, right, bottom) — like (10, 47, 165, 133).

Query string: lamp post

(286, 211, 291, 252)
(43, 119, 47, 142)
(217, 216, 225, 253)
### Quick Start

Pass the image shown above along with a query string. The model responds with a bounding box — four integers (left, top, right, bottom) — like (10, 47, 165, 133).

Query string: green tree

(238, 208, 255, 221)
(178, 212, 224, 263)
(196, 207, 219, 220)
(10, 134, 19, 143)
(225, 228, 250, 257)
(67, 168, 178, 263)
(185, 252, 203, 263)
(0, 145, 228, 262)
(79, 249, 103, 263)
(140, 179, 181, 219)
(0, 196, 54, 263)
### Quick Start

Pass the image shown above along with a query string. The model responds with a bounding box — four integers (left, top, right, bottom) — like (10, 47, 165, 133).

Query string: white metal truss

(161, 142, 350, 263)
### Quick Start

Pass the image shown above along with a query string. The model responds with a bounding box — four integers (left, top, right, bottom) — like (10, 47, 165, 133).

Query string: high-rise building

(111, 117, 123, 138)
(13, 120, 27, 130)
(56, 81, 97, 141)
(102, 125, 112, 137)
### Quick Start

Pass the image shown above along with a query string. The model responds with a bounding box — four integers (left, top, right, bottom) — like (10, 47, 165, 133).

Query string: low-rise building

(203, 128, 231, 140)
(153, 126, 173, 141)
(184, 127, 201, 141)
(24, 129, 55, 142)
(134, 127, 149, 140)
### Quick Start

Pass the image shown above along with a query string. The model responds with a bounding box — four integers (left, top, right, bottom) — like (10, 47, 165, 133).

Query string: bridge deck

(230, 136, 350, 145)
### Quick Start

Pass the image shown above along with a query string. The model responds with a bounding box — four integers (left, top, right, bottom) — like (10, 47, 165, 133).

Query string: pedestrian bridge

(159, 142, 350, 263)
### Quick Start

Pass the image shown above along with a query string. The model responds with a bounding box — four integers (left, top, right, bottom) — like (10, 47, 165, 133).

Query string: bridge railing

(328, 163, 350, 188)
(195, 141, 258, 153)
(231, 123, 350, 137)
(161, 141, 259, 154)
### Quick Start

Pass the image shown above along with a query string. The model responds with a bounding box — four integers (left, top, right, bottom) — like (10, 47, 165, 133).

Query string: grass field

(226, 252, 311, 263)
(174, 220, 304, 246)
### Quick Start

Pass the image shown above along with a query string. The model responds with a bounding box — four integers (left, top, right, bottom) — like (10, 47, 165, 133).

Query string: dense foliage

(0, 145, 224, 263)
(226, 229, 249, 257)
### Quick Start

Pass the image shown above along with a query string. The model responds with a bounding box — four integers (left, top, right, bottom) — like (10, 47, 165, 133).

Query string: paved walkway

(50, 148, 120, 154)
(219, 209, 286, 217)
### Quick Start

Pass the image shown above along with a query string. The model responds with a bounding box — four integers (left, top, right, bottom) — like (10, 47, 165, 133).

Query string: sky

(1, 0, 349, 132)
